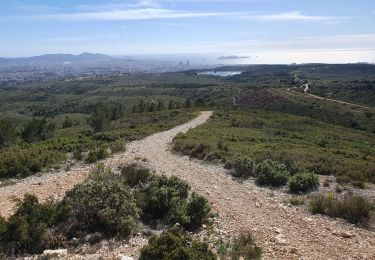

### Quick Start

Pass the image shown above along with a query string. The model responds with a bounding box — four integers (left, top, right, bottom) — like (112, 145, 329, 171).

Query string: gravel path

(284, 88, 375, 111)
(1, 111, 374, 259)
(128, 111, 375, 260)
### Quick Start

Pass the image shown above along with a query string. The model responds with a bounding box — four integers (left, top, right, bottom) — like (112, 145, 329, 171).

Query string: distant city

(0, 52, 373, 87)
(0, 53, 218, 87)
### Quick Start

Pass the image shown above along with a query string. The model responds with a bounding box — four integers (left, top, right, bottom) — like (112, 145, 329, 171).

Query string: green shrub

(22, 119, 55, 143)
(139, 229, 215, 260)
(62, 117, 74, 128)
(351, 180, 366, 189)
(217, 140, 229, 151)
(0, 195, 67, 255)
(309, 193, 373, 225)
(255, 160, 290, 187)
(85, 146, 110, 163)
(135, 174, 210, 230)
(191, 143, 210, 160)
(88, 105, 108, 132)
(231, 155, 255, 178)
(288, 197, 305, 206)
(0, 217, 8, 237)
(309, 193, 333, 215)
(230, 233, 262, 260)
(288, 172, 319, 193)
(72, 149, 84, 161)
(0, 147, 66, 179)
(0, 119, 16, 147)
(307, 156, 336, 176)
(121, 164, 151, 187)
(89, 163, 115, 181)
(185, 193, 211, 231)
(205, 151, 222, 161)
(63, 180, 140, 236)
(111, 139, 126, 153)
(138, 175, 189, 226)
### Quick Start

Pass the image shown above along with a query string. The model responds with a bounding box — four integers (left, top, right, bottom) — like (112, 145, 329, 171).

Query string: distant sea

(130, 50, 375, 66)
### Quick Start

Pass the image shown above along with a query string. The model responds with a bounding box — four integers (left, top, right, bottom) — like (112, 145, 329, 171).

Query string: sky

(0, 0, 375, 63)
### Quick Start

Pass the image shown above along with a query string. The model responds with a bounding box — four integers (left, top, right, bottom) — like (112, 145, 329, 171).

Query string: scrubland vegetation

(0, 107, 198, 179)
(0, 164, 213, 256)
(0, 64, 375, 257)
(139, 228, 216, 260)
(173, 109, 375, 186)
(309, 193, 374, 225)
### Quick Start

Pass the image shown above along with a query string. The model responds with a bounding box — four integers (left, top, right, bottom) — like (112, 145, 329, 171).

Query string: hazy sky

(1, 0, 375, 63)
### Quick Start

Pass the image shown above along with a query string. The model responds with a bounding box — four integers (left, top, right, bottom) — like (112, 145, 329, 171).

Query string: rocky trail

(284, 88, 375, 111)
(1, 111, 374, 259)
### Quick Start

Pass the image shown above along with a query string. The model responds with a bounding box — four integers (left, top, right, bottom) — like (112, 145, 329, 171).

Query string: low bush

(191, 143, 210, 160)
(139, 229, 215, 260)
(72, 149, 84, 161)
(205, 151, 222, 161)
(230, 233, 262, 260)
(231, 155, 255, 178)
(0, 147, 66, 179)
(111, 139, 126, 153)
(137, 175, 189, 226)
(185, 193, 211, 231)
(85, 146, 110, 163)
(288, 197, 305, 206)
(62, 117, 74, 128)
(309, 193, 373, 225)
(172, 140, 211, 161)
(136, 175, 211, 230)
(121, 164, 151, 187)
(351, 180, 366, 189)
(21, 119, 55, 143)
(0, 217, 7, 236)
(89, 163, 115, 181)
(217, 140, 229, 151)
(0, 195, 67, 255)
(288, 172, 319, 193)
(255, 159, 290, 187)
(63, 179, 140, 236)
(0, 119, 16, 147)
(0, 166, 212, 257)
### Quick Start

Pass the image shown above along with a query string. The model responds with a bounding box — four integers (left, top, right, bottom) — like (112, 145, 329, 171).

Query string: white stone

(83, 254, 101, 260)
(274, 234, 287, 245)
(275, 228, 283, 234)
(43, 249, 68, 257)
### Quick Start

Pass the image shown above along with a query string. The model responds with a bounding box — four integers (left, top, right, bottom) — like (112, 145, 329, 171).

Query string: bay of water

(197, 71, 242, 77)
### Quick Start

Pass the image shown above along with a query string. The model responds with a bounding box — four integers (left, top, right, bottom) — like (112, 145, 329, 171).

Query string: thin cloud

(76, 1, 161, 11)
(16, 4, 63, 13)
(14, 8, 348, 23)
(105, 33, 375, 54)
(242, 11, 347, 21)
(18, 8, 232, 21)
(137, 0, 161, 8)
(47, 34, 121, 42)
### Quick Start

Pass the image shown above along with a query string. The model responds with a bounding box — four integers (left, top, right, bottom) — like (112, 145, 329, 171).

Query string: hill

(0, 52, 114, 65)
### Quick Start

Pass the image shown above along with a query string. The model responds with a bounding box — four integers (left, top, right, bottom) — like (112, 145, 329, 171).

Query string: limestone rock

(43, 249, 68, 257)
(274, 234, 287, 245)
(333, 230, 355, 238)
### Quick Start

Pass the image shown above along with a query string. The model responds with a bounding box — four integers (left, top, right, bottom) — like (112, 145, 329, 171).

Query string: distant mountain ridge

(0, 53, 115, 65)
